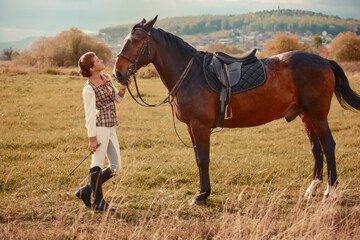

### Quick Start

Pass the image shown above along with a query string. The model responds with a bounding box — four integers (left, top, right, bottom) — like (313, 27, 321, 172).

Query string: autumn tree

(204, 43, 244, 55)
(260, 32, 304, 57)
(14, 28, 112, 67)
(328, 31, 360, 61)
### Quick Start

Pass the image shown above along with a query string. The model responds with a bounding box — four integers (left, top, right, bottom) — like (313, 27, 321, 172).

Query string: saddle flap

(212, 57, 225, 86)
(211, 57, 242, 87)
(227, 62, 242, 86)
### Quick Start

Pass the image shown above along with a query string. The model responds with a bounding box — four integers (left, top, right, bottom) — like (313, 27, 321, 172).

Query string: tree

(1, 48, 20, 60)
(30, 36, 51, 67)
(203, 43, 244, 55)
(328, 31, 360, 61)
(312, 34, 323, 49)
(48, 27, 112, 66)
(261, 32, 304, 57)
(14, 28, 113, 67)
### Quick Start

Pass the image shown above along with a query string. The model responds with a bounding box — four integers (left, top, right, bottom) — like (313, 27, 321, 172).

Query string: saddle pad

(203, 52, 267, 94)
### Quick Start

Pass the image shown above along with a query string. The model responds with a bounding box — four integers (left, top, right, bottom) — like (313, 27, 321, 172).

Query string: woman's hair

(78, 52, 96, 77)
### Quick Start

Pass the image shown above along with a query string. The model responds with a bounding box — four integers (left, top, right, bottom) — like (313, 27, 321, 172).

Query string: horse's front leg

(187, 122, 211, 205)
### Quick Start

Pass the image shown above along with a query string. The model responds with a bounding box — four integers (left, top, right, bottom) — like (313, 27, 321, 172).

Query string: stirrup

(225, 104, 233, 119)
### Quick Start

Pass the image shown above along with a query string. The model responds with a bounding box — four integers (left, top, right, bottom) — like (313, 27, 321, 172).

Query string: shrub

(203, 43, 244, 55)
(13, 28, 113, 67)
(328, 31, 360, 61)
(69, 70, 80, 76)
(137, 64, 159, 79)
(260, 32, 305, 57)
(12, 49, 38, 66)
(45, 69, 61, 75)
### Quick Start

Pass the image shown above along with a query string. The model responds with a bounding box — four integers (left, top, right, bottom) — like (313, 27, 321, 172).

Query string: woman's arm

(115, 85, 127, 100)
(83, 85, 98, 153)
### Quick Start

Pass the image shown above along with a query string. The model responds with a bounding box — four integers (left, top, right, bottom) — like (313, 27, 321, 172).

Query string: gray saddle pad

(203, 52, 266, 94)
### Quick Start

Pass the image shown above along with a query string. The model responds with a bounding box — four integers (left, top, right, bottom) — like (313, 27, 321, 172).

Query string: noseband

(117, 27, 151, 74)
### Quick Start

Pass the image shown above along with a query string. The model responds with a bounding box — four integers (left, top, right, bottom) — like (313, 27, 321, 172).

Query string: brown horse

(113, 16, 360, 204)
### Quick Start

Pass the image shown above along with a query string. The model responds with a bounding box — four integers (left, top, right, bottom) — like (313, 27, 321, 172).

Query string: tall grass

(0, 66, 359, 239)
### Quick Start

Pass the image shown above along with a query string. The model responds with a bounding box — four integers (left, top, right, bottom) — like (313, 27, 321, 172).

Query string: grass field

(0, 63, 360, 239)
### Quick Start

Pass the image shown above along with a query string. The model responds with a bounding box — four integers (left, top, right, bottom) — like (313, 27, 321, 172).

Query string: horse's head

(113, 15, 158, 85)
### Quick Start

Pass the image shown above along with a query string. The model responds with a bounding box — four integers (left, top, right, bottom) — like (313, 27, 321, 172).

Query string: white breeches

(91, 126, 121, 174)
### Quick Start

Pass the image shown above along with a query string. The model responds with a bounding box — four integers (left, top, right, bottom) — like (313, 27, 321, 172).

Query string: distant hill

(3, 9, 359, 53)
(0, 36, 38, 51)
(100, 9, 360, 38)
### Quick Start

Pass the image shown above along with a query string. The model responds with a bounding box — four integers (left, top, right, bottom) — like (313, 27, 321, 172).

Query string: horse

(113, 16, 360, 205)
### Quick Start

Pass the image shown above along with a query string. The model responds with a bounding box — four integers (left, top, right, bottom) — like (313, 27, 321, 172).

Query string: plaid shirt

(86, 78, 119, 127)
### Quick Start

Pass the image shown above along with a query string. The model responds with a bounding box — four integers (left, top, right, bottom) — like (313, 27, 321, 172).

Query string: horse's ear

(134, 18, 146, 28)
(144, 15, 158, 31)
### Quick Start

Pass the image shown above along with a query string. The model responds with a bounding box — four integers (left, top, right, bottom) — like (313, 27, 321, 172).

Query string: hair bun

(78, 52, 96, 78)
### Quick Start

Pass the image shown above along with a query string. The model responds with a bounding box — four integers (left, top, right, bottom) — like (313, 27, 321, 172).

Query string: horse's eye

(132, 39, 140, 44)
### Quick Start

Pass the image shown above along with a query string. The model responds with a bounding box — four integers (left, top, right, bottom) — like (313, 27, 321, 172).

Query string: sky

(0, 0, 359, 42)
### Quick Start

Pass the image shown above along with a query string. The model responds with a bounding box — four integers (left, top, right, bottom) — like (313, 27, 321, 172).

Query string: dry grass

(0, 60, 117, 76)
(0, 62, 360, 239)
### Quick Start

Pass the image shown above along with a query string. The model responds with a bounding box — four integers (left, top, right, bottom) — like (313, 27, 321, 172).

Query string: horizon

(0, 0, 359, 43)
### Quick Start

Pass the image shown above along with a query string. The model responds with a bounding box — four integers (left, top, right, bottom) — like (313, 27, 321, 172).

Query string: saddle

(210, 48, 258, 127)
(214, 48, 257, 64)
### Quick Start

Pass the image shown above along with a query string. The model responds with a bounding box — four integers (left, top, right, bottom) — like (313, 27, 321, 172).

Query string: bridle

(116, 27, 195, 148)
(117, 27, 151, 75)
(116, 27, 194, 108)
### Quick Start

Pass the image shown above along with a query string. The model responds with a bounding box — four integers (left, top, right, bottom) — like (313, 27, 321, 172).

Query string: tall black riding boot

(89, 166, 116, 212)
(75, 167, 114, 208)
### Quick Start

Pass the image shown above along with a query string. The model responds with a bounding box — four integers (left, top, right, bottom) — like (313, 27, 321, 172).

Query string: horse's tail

(329, 60, 360, 111)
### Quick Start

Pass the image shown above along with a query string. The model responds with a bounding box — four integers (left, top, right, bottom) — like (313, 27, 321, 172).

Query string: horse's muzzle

(113, 69, 127, 85)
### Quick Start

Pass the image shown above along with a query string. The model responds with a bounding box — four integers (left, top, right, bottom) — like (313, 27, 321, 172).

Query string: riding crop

(45, 143, 101, 199)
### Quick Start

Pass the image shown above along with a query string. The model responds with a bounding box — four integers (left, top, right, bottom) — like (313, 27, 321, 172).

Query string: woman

(76, 52, 128, 212)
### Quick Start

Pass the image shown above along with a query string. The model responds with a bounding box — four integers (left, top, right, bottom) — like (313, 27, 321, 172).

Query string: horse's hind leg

(301, 115, 324, 197)
(307, 117, 338, 199)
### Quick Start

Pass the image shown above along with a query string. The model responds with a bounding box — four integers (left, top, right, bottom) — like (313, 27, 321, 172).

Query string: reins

(117, 28, 195, 148)
(127, 57, 194, 107)
(126, 58, 195, 148)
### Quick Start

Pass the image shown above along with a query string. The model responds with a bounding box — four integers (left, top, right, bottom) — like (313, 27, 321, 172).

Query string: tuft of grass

(0, 66, 359, 239)
(45, 69, 61, 75)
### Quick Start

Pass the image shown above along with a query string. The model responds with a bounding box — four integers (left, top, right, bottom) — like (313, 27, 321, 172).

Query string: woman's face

(90, 56, 105, 73)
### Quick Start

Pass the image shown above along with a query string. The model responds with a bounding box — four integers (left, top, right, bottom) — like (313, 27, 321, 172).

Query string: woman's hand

(118, 77, 132, 98)
(118, 84, 127, 97)
(89, 136, 98, 154)
(126, 77, 132, 86)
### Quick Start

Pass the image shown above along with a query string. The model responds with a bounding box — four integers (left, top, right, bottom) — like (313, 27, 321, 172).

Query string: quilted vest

(86, 77, 119, 127)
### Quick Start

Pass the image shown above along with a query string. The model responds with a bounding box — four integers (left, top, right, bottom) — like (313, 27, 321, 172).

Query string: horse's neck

(153, 59, 179, 91)
(151, 33, 192, 91)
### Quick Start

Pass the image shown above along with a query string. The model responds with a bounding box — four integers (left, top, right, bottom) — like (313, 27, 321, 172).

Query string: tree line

(100, 9, 360, 37)
(3, 22, 360, 68)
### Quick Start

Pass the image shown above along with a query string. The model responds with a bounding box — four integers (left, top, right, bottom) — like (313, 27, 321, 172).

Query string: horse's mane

(155, 28, 197, 56)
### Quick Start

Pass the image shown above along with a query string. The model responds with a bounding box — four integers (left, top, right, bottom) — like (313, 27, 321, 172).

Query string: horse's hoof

(304, 179, 323, 198)
(188, 192, 208, 205)
(188, 198, 207, 206)
(322, 184, 338, 201)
